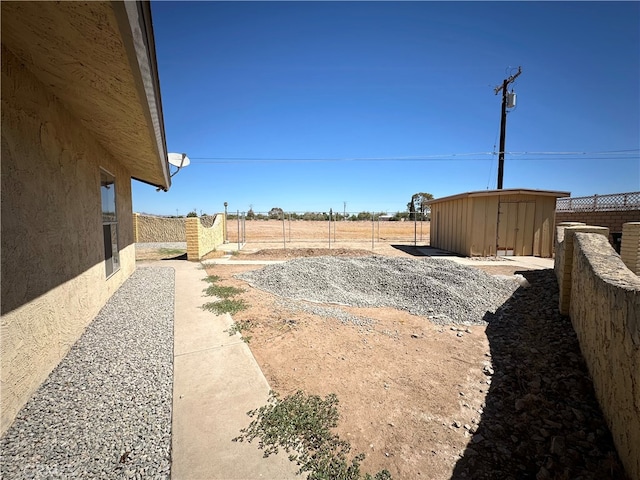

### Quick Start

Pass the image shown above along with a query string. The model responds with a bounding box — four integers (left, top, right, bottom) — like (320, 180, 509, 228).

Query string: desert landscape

(135, 221, 626, 479)
(195, 221, 624, 479)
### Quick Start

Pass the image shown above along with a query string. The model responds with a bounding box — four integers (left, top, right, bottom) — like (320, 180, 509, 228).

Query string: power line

(188, 149, 639, 164)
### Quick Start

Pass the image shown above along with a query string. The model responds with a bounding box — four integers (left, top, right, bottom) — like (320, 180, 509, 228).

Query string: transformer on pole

(494, 66, 522, 189)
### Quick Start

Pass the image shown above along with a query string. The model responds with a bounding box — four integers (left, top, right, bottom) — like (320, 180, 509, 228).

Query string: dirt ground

(202, 245, 525, 480)
(228, 219, 430, 245)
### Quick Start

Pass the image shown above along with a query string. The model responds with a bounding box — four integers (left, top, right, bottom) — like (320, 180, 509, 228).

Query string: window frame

(100, 168, 120, 278)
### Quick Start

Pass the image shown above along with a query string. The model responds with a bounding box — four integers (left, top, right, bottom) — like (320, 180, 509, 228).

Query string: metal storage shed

(426, 189, 570, 258)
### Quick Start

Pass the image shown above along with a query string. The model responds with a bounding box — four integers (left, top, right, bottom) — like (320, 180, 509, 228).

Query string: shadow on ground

(451, 269, 627, 480)
(390, 245, 462, 257)
(161, 253, 187, 261)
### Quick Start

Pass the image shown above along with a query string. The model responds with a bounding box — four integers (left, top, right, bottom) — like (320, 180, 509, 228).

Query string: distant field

(226, 219, 430, 244)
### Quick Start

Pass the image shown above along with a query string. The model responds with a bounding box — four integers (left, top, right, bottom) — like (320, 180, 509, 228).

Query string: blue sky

(133, 1, 640, 215)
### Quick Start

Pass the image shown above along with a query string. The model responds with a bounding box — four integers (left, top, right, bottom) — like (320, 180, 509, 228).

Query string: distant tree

(268, 207, 284, 219)
(407, 192, 433, 220)
(247, 208, 255, 220)
(186, 211, 198, 217)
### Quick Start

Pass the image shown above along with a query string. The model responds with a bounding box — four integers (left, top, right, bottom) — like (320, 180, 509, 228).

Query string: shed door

(497, 202, 535, 256)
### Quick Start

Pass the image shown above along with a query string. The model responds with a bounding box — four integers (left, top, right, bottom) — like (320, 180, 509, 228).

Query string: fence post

(282, 212, 286, 250)
(414, 212, 417, 246)
(328, 209, 332, 249)
(371, 214, 374, 251)
(237, 210, 240, 252)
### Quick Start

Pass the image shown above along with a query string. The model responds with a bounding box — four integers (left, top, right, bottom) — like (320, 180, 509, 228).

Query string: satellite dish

(167, 152, 190, 180)
(156, 152, 191, 191)
(168, 152, 190, 168)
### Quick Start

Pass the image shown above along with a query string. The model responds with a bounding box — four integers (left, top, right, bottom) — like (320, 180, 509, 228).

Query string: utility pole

(494, 66, 522, 189)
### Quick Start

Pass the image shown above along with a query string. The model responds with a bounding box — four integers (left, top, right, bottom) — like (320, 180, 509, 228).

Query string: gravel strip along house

(0, 268, 174, 478)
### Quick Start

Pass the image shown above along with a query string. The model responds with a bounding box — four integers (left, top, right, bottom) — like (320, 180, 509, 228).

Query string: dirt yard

(227, 219, 430, 245)
(137, 223, 625, 479)
(200, 242, 538, 480)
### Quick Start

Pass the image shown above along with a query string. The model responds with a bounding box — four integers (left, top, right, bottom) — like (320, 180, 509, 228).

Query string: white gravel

(0, 267, 174, 479)
(237, 256, 520, 325)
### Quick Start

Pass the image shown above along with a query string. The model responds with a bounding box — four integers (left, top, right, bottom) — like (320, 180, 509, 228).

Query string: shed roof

(426, 188, 571, 205)
(1, 1, 171, 190)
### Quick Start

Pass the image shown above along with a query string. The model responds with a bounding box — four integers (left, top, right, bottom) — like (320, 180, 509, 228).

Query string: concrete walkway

(161, 260, 298, 480)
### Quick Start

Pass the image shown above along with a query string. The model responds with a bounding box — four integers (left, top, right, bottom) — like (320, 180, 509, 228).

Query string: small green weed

(234, 391, 392, 480)
(202, 274, 221, 283)
(204, 284, 244, 298)
(202, 298, 248, 315)
(225, 320, 253, 343)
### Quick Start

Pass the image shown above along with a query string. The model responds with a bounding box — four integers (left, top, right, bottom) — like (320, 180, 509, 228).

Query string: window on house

(101, 169, 119, 277)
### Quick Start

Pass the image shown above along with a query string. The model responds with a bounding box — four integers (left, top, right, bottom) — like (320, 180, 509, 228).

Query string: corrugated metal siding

(429, 193, 558, 257)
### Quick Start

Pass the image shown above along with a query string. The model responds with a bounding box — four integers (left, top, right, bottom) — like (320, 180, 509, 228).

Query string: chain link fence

(224, 211, 429, 250)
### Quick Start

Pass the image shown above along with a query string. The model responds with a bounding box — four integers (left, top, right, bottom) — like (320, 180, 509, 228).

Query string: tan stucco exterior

(1, 2, 170, 435)
(1, 1, 170, 190)
(427, 189, 570, 257)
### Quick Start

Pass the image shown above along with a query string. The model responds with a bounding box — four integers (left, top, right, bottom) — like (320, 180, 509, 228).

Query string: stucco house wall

(0, 47, 138, 434)
(1, 1, 171, 436)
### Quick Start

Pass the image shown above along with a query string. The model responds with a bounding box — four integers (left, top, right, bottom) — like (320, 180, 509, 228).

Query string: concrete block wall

(133, 214, 186, 243)
(554, 223, 640, 479)
(555, 225, 609, 316)
(555, 210, 640, 240)
(186, 214, 225, 261)
(566, 232, 640, 480)
(621, 222, 640, 275)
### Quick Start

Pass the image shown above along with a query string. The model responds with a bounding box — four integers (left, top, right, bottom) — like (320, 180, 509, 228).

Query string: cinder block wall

(555, 228, 640, 480)
(555, 225, 609, 315)
(186, 214, 224, 261)
(555, 210, 640, 238)
(621, 222, 640, 274)
(133, 214, 186, 243)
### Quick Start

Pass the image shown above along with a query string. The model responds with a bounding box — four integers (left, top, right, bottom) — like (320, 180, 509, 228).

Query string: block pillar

(186, 217, 201, 261)
(621, 222, 640, 275)
(558, 226, 609, 315)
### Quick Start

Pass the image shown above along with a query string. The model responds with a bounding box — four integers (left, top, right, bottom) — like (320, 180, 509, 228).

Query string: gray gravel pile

(0, 267, 174, 479)
(237, 256, 520, 325)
